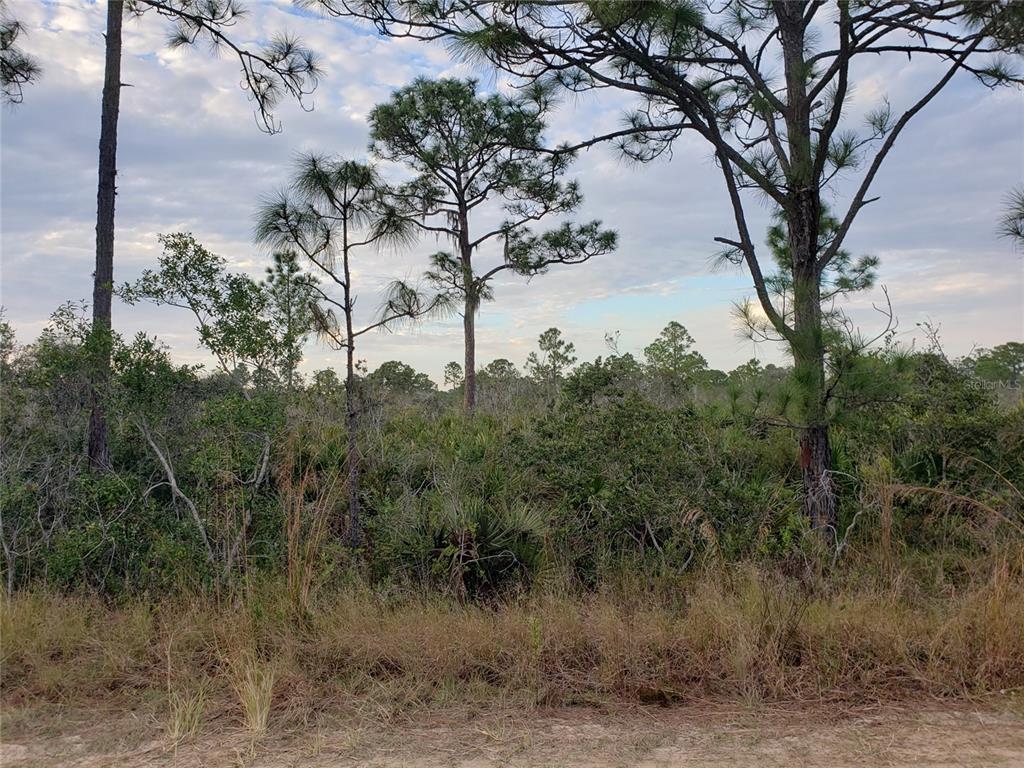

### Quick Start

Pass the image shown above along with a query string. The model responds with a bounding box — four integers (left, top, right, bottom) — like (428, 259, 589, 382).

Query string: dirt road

(3, 701, 1023, 767)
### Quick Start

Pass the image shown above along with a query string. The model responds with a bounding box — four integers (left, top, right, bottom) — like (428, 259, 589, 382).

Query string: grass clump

(228, 653, 276, 734)
(166, 686, 207, 743)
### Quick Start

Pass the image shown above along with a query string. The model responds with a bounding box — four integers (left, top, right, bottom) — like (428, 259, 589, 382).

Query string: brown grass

(278, 445, 343, 616)
(3, 557, 1023, 734)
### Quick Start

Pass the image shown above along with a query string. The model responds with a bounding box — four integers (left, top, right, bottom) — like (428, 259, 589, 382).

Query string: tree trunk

(462, 294, 476, 412)
(458, 205, 476, 413)
(341, 229, 361, 547)
(790, 194, 836, 532)
(799, 422, 835, 531)
(775, 1, 837, 532)
(87, 0, 124, 471)
(345, 342, 361, 547)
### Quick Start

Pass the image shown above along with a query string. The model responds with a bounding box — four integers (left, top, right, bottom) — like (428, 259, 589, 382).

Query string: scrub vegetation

(2, 1, 1024, 762)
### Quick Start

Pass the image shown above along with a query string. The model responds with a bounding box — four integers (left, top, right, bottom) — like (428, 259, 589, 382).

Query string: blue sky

(1, 0, 1022, 383)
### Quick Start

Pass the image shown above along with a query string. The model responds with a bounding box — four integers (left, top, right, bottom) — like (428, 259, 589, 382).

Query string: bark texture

(777, 1, 836, 531)
(342, 223, 362, 547)
(799, 423, 836, 532)
(87, 0, 124, 471)
(462, 296, 477, 412)
(458, 207, 476, 412)
(345, 347, 360, 547)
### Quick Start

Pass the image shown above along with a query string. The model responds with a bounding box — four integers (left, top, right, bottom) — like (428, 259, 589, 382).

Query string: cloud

(1, 1, 1021, 383)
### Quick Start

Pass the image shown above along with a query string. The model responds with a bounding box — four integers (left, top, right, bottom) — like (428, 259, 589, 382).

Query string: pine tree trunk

(459, 205, 476, 413)
(87, 0, 124, 471)
(463, 294, 476, 412)
(345, 342, 361, 547)
(791, 193, 836, 533)
(799, 422, 835, 531)
(342, 229, 361, 547)
(776, 3, 837, 532)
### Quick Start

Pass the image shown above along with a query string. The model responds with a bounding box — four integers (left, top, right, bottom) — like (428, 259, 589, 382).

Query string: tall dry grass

(278, 448, 343, 615)
(3, 553, 1023, 730)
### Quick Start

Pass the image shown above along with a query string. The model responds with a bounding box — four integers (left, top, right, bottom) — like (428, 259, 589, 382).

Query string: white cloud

(1, 2, 1021, 383)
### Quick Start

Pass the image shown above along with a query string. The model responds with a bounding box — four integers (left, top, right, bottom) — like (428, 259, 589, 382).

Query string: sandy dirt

(2, 700, 1024, 767)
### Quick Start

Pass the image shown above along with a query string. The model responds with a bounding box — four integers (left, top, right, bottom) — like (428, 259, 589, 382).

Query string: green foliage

(968, 342, 1024, 386)
(479, 358, 519, 383)
(120, 234, 303, 383)
(366, 360, 436, 397)
(254, 154, 436, 358)
(263, 251, 317, 387)
(443, 361, 464, 390)
(363, 413, 545, 596)
(504, 221, 619, 278)
(0, 2, 42, 105)
(999, 187, 1024, 244)
(369, 77, 556, 204)
(520, 394, 799, 581)
(368, 77, 615, 311)
(44, 474, 208, 593)
(764, 207, 878, 304)
(732, 207, 880, 348)
(643, 321, 708, 393)
(2, 298, 1020, 598)
(563, 354, 644, 404)
(525, 327, 577, 388)
(113, 333, 199, 421)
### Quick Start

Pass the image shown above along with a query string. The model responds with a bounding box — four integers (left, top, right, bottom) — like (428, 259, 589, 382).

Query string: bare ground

(3, 700, 1024, 767)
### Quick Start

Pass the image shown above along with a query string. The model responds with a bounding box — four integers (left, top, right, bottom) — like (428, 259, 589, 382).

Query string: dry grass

(278, 447, 343, 615)
(228, 654, 276, 734)
(166, 686, 206, 743)
(3, 556, 1023, 736)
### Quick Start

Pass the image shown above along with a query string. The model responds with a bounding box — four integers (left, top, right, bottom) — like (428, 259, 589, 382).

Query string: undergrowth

(4, 550, 1022, 738)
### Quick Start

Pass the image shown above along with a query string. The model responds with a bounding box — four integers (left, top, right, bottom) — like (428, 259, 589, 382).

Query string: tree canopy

(368, 76, 616, 409)
(315, 0, 1024, 529)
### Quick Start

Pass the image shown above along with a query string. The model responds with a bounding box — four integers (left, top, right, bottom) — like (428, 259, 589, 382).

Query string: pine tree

(368, 77, 616, 411)
(256, 155, 441, 546)
(322, 0, 1024, 530)
(87, 0, 320, 469)
(0, 0, 41, 104)
(525, 327, 577, 398)
(263, 252, 317, 389)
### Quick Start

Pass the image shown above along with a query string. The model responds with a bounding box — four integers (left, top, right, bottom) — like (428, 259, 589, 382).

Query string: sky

(1, 0, 1022, 384)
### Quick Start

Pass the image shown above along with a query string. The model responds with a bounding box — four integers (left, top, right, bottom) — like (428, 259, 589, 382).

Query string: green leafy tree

(728, 359, 789, 389)
(563, 353, 644, 405)
(1, 303, 95, 593)
(443, 361, 464, 390)
(121, 242, 293, 545)
(643, 322, 708, 395)
(969, 342, 1024, 386)
(730, 359, 765, 384)
(121, 233, 289, 383)
(263, 251, 317, 388)
(526, 327, 577, 398)
(477, 358, 523, 409)
(328, 0, 1024, 530)
(480, 358, 520, 383)
(366, 360, 436, 396)
(256, 154, 442, 546)
(368, 77, 616, 411)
